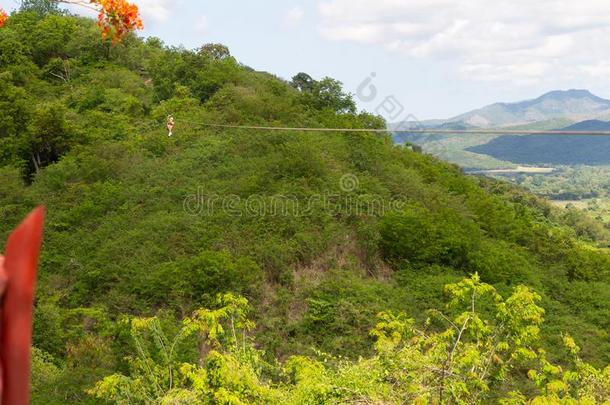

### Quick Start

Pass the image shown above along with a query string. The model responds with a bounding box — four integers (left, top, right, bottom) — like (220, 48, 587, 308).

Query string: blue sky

(3, 0, 610, 120)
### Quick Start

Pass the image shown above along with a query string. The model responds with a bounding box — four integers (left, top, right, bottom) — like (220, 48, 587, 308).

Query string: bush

(145, 251, 263, 308)
(379, 205, 481, 269)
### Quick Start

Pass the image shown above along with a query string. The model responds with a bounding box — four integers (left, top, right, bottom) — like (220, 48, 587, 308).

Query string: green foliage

(198, 43, 231, 61)
(31, 348, 61, 398)
(290, 72, 315, 93)
(20, 0, 61, 17)
(144, 251, 263, 309)
(467, 240, 535, 285)
(300, 77, 357, 114)
(565, 244, 610, 281)
(380, 205, 480, 269)
(89, 294, 282, 404)
(91, 278, 610, 404)
(27, 102, 79, 174)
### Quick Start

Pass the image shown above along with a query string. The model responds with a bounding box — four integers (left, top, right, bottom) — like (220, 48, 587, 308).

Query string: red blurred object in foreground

(0, 207, 45, 405)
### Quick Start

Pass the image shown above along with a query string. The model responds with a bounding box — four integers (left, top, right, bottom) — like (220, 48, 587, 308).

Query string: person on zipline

(166, 115, 175, 137)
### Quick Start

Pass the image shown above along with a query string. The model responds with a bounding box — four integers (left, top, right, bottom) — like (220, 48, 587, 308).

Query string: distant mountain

(392, 90, 610, 130)
(390, 91, 610, 168)
(561, 119, 610, 131)
(448, 90, 610, 128)
(467, 119, 610, 165)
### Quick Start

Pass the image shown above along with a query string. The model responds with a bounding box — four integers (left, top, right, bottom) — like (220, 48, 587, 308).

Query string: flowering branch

(0, 0, 144, 42)
(0, 9, 8, 28)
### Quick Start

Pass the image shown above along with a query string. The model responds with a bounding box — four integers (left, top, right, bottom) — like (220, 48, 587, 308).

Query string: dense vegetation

(506, 166, 610, 237)
(0, 7, 609, 404)
(510, 166, 610, 201)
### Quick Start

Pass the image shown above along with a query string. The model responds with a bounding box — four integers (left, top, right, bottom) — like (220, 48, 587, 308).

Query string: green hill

(1, 10, 609, 404)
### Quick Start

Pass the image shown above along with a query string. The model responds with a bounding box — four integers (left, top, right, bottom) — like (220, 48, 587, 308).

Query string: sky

(3, 0, 610, 120)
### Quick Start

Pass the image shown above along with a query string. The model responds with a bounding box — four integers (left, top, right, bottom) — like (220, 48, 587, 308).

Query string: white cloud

(282, 6, 305, 29)
(196, 15, 209, 35)
(133, 0, 173, 22)
(317, 0, 610, 83)
(580, 62, 610, 78)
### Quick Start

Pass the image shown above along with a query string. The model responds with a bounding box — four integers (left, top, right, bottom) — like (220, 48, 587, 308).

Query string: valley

(393, 91, 610, 233)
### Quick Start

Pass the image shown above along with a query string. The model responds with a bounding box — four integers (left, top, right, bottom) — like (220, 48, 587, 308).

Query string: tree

(25, 102, 77, 175)
(310, 77, 356, 114)
(290, 72, 316, 92)
(291, 74, 357, 114)
(198, 43, 231, 61)
(20, 0, 60, 16)
(0, 73, 32, 169)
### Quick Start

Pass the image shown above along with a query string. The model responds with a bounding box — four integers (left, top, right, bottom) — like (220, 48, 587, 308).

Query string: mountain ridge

(466, 118, 610, 166)
(393, 89, 610, 129)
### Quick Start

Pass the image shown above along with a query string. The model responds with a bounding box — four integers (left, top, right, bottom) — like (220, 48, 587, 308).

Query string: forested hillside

(0, 8, 609, 404)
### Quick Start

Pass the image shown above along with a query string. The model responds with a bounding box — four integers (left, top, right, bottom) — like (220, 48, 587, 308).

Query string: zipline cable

(191, 122, 610, 136)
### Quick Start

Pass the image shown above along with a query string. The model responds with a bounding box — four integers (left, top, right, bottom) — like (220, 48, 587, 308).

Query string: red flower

(0, 207, 45, 405)
(92, 0, 144, 42)
(0, 9, 8, 28)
